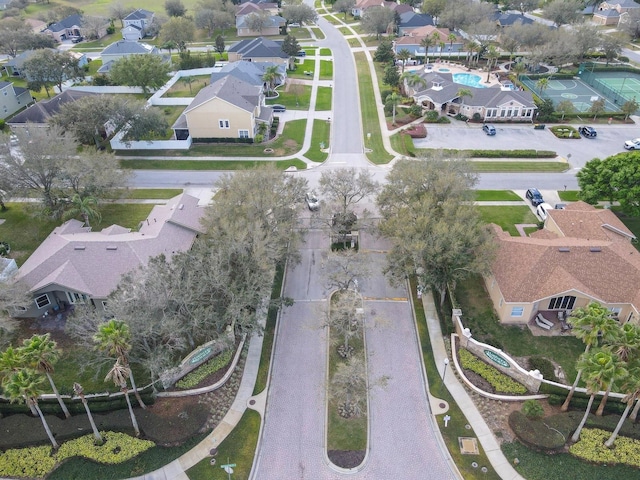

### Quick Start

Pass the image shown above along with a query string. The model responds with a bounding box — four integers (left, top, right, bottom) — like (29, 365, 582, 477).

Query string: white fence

(111, 133, 192, 150)
(149, 66, 224, 106)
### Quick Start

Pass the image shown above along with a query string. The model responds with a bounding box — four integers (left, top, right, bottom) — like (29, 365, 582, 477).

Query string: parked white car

(536, 202, 554, 221)
(624, 138, 640, 150)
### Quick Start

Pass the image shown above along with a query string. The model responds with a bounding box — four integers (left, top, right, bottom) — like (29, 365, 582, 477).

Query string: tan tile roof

(491, 203, 640, 307)
(16, 194, 205, 299)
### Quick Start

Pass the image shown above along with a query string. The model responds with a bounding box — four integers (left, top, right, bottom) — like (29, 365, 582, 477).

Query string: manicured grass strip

(416, 148, 557, 158)
(474, 190, 522, 201)
(477, 206, 538, 236)
(319, 60, 333, 80)
(253, 262, 285, 395)
(270, 85, 312, 109)
(315, 86, 333, 111)
(311, 27, 326, 39)
(390, 132, 415, 157)
(558, 190, 580, 201)
(355, 52, 393, 164)
(186, 411, 260, 480)
(288, 59, 316, 78)
(502, 439, 638, 480)
(410, 279, 501, 480)
(307, 119, 330, 163)
(320, 48, 331, 56)
(324, 15, 345, 26)
(115, 120, 307, 158)
(120, 159, 308, 171)
(471, 162, 569, 172)
(108, 189, 184, 199)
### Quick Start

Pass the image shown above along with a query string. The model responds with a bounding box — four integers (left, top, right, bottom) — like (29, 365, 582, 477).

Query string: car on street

(482, 124, 496, 135)
(296, 50, 306, 57)
(578, 126, 597, 138)
(624, 138, 640, 150)
(272, 104, 286, 112)
(526, 188, 544, 206)
(305, 192, 319, 211)
(536, 202, 553, 221)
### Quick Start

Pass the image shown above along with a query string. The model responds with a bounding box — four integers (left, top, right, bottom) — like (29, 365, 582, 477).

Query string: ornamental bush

(458, 348, 527, 394)
(522, 399, 545, 419)
(528, 355, 556, 381)
(508, 411, 566, 451)
(176, 348, 234, 389)
(570, 428, 640, 468)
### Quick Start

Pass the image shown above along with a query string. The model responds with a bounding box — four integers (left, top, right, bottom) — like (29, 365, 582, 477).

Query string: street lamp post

(442, 358, 449, 382)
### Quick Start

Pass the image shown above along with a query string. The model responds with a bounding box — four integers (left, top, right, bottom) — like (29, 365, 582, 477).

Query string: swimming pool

(453, 73, 485, 88)
(438, 68, 450, 72)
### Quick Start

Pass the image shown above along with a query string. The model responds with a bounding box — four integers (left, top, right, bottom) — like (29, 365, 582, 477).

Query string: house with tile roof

(122, 8, 154, 41)
(485, 201, 640, 325)
(98, 41, 165, 73)
(14, 193, 205, 317)
(7, 90, 95, 129)
(227, 37, 289, 66)
(0, 81, 33, 119)
(172, 75, 273, 141)
(406, 71, 536, 121)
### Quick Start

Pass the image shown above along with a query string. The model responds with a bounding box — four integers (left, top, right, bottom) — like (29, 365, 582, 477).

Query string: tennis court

(578, 69, 640, 110)
(521, 75, 620, 113)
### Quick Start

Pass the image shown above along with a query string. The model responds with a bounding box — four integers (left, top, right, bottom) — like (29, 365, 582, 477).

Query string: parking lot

(413, 123, 639, 169)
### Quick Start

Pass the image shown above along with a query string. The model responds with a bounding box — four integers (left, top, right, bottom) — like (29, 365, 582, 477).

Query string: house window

(238, 130, 249, 138)
(3, 90, 6, 96)
(219, 120, 230, 129)
(511, 306, 524, 317)
(610, 307, 621, 319)
(548, 296, 576, 310)
(66, 291, 86, 304)
(101, 301, 108, 310)
(35, 294, 50, 309)
(499, 298, 503, 307)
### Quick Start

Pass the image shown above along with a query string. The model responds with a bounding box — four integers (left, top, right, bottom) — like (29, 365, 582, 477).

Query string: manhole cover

(439, 403, 446, 408)
(249, 399, 256, 405)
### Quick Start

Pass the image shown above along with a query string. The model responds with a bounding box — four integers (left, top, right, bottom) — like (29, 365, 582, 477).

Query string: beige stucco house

(485, 202, 639, 326)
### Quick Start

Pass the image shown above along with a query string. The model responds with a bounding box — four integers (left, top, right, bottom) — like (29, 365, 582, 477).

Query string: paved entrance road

(253, 230, 455, 479)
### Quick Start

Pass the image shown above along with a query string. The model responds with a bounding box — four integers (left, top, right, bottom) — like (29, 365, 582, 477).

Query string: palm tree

(21, 334, 70, 419)
(386, 92, 401, 126)
(614, 323, 640, 364)
(571, 348, 626, 442)
(512, 61, 526, 82)
(485, 46, 500, 83)
(420, 35, 434, 65)
(561, 302, 620, 411)
(438, 41, 445, 62)
(455, 88, 472, 115)
(448, 33, 457, 54)
(595, 347, 628, 416)
(262, 65, 282, 97)
(65, 194, 101, 227)
(605, 364, 640, 447)
(396, 49, 412, 74)
(465, 40, 477, 67)
(181, 76, 194, 94)
(5, 369, 59, 449)
(94, 319, 146, 409)
(0, 346, 36, 415)
(105, 360, 139, 436)
(535, 77, 549, 98)
(400, 71, 427, 96)
(73, 382, 102, 443)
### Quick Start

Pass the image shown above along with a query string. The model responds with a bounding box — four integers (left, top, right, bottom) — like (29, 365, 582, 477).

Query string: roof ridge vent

(74, 245, 86, 250)
(590, 247, 602, 252)
(106, 246, 118, 251)
(558, 247, 570, 252)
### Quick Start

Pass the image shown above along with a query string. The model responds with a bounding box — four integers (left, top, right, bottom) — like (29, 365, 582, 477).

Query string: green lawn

(474, 190, 522, 201)
(319, 60, 333, 80)
(288, 59, 315, 78)
(477, 206, 538, 236)
(106, 189, 184, 199)
(269, 85, 312, 109)
(163, 75, 210, 98)
(355, 53, 393, 164)
(323, 15, 346, 26)
(315, 86, 333, 111)
(144, 106, 185, 140)
(320, 48, 332, 56)
(120, 159, 308, 170)
(0, 203, 154, 267)
(311, 27, 326, 39)
(306, 119, 330, 163)
(559, 190, 581, 201)
(85, 58, 102, 76)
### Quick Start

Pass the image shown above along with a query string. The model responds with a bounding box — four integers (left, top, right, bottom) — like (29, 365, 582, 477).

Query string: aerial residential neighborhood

(2, 1, 640, 479)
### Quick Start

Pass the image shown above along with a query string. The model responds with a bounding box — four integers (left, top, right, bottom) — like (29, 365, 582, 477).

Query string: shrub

(424, 110, 439, 122)
(404, 124, 426, 138)
(0, 241, 10, 257)
(528, 355, 556, 381)
(550, 125, 580, 139)
(408, 104, 422, 118)
(472, 112, 482, 122)
(176, 348, 234, 389)
(570, 428, 640, 468)
(508, 411, 566, 451)
(619, 56, 630, 63)
(435, 148, 556, 158)
(458, 348, 527, 394)
(436, 115, 451, 124)
(455, 113, 468, 121)
(255, 134, 264, 143)
(380, 89, 392, 101)
(522, 399, 545, 419)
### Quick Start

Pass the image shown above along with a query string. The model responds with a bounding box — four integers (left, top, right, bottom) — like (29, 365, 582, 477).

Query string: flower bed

(458, 348, 527, 394)
(550, 126, 580, 139)
(176, 348, 234, 389)
(570, 428, 640, 468)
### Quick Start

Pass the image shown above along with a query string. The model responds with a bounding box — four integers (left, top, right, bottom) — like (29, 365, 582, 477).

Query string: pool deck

(405, 61, 503, 88)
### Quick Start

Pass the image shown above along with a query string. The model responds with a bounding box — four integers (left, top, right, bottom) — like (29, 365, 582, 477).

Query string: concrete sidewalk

(422, 290, 525, 480)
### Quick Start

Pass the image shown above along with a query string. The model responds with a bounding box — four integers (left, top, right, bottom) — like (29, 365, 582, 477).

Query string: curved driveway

(251, 10, 455, 479)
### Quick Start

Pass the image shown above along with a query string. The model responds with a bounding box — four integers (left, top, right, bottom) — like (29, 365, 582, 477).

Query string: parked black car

(526, 188, 544, 206)
(578, 126, 597, 138)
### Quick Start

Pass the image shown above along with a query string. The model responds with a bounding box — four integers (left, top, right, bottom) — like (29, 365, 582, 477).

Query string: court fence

(578, 63, 640, 110)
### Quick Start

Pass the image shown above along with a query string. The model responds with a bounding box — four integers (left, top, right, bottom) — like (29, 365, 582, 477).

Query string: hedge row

(458, 348, 527, 394)
(176, 348, 234, 389)
(434, 148, 557, 158)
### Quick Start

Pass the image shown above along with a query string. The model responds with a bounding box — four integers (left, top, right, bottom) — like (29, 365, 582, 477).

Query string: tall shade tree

(334, 0, 356, 20)
(561, 302, 620, 411)
(21, 334, 70, 419)
(5, 369, 59, 448)
(377, 156, 495, 305)
(282, 4, 318, 25)
(595, 347, 628, 416)
(109, 54, 171, 93)
(544, 0, 582, 27)
(105, 360, 140, 436)
(165, 0, 186, 17)
(22, 49, 82, 98)
(571, 348, 627, 441)
(555, 99, 576, 121)
(73, 382, 102, 443)
(577, 153, 640, 216)
(331, 355, 367, 418)
(326, 289, 363, 358)
(361, 6, 395, 39)
(94, 319, 146, 409)
(64, 194, 101, 227)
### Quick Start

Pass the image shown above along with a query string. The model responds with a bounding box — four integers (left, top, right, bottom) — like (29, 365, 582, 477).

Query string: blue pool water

(438, 68, 450, 72)
(452, 73, 485, 88)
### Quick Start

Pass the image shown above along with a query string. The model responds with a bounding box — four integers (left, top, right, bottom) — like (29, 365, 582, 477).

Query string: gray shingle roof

(124, 9, 154, 21)
(46, 14, 82, 33)
(398, 11, 434, 28)
(185, 75, 261, 114)
(16, 194, 205, 298)
(7, 90, 96, 125)
(210, 61, 285, 87)
(101, 41, 157, 56)
(228, 37, 288, 59)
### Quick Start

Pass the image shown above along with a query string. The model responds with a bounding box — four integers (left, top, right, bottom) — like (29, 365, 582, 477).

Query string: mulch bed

(328, 450, 365, 469)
